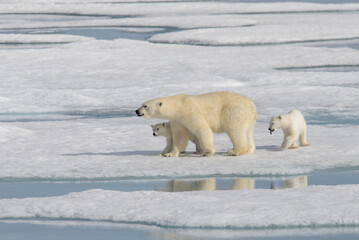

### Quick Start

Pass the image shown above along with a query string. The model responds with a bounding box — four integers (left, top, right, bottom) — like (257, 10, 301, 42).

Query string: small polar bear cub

(151, 122, 202, 156)
(268, 110, 310, 150)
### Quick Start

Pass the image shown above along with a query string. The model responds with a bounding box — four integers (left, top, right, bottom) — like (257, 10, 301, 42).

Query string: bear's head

(268, 115, 282, 135)
(136, 99, 163, 119)
(151, 122, 169, 137)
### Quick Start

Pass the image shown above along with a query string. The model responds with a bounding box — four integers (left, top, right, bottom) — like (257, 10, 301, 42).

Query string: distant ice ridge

(1, 2, 359, 16)
(0, 185, 358, 229)
(148, 13, 359, 46)
(0, 34, 93, 44)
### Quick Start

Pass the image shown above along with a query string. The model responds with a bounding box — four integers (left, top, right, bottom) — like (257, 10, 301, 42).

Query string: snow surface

(0, 34, 93, 44)
(0, 185, 358, 229)
(0, 0, 359, 234)
(1, 119, 359, 180)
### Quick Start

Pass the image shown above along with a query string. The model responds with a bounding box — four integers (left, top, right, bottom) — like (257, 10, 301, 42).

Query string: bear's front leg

(163, 151, 179, 157)
(281, 134, 298, 150)
(289, 142, 298, 149)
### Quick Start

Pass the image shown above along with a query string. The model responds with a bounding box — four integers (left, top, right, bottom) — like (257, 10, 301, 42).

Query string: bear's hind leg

(299, 130, 310, 147)
(227, 127, 248, 156)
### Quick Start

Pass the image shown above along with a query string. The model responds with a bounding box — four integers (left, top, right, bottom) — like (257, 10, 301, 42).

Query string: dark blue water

(1, 222, 358, 240)
(1, 170, 358, 199)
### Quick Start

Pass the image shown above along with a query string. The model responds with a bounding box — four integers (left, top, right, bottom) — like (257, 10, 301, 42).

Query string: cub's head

(135, 99, 163, 119)
(268, 115, 282, 135)
(151, 122, 169, 137)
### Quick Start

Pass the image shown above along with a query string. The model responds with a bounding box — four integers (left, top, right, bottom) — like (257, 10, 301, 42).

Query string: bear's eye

(271, 123, 274, 125)
(143, 105, 148, 108)
(157, 128, 159, 131)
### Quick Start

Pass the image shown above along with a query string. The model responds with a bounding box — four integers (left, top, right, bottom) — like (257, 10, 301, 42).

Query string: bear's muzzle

(135, 109, 144, 117)
(268, 128, 274, 135)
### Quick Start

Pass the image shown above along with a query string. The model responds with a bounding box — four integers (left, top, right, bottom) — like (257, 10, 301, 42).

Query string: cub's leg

(246, 123, 256, 154)
(281, 133, 299, 150)
(162, 137, 172, 155)
(299, 129, 310, 147)
(163, 122, 189, 157)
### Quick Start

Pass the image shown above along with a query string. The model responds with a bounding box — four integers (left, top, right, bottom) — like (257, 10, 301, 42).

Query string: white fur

(151, 121, 202, 157)
(268, 109, 310, 150)
(137, 91, 257, 157)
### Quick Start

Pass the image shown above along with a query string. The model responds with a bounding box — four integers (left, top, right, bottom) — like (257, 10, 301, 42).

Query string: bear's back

(288, 110, 306, 131)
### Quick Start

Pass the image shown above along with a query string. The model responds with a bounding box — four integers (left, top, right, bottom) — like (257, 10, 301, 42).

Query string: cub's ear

(158, 102, 163, 107)
(279, 115, 282, 120)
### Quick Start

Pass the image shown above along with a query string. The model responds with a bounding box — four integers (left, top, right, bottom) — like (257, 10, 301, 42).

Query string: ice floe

(0, 118, 358, 180)
(149, 13, 359, 45)
(0, 34, 93, 44)
(0, 185, 358, 229)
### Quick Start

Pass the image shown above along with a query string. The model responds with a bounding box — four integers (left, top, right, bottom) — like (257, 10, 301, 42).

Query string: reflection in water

(271, 176, 308, 189)
(167, 178, 216, 192)
(230, 178, 255, 190)
(166, 176, 307, 192)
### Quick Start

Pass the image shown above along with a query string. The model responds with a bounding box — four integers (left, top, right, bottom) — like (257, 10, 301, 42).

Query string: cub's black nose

(153, 133, 156, 136)
(135, 109, 140, 116)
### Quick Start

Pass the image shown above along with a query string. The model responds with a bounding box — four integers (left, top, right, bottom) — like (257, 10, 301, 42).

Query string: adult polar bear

(136, 91, 257, 157)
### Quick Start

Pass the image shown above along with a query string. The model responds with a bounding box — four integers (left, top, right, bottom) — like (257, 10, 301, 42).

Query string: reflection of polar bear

(151, 121, 202, 156)
(268, 109, 310, 150)
(136, 91, 257, 157)
(167, 178, 216, 192)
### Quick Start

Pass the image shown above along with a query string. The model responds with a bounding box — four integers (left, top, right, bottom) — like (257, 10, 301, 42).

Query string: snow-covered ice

(0, 0, 359, 237)
(0, 185, 358, 229)
(0, 34, 93, 44)
(1, 118, 359, 180)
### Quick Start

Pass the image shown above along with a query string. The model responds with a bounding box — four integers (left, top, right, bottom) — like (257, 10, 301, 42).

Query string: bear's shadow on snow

(62, 147, 281, 157)
(62, 150, 161, 157)
(256, 145, 282, 152)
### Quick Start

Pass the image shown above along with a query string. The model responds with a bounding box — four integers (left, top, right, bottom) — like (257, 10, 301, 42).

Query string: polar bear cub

(151, 121, 202, 156)
(268, 110, 310, 150)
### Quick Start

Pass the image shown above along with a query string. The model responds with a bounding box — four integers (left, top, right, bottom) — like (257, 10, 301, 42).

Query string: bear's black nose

(153, 133, 156, 136)
(135, 109, 139, 115)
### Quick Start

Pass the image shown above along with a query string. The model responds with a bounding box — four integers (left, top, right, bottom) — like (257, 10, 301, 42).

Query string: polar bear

(136, 91, 257, 156)
(151, 121, 202, 156)
(268, 109, 310, 150)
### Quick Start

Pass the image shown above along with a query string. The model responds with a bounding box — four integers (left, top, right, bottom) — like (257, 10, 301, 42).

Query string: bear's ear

(158, 102, 163, 107)
(151, 124, 154, 127)
(279, 115, 282, 120)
